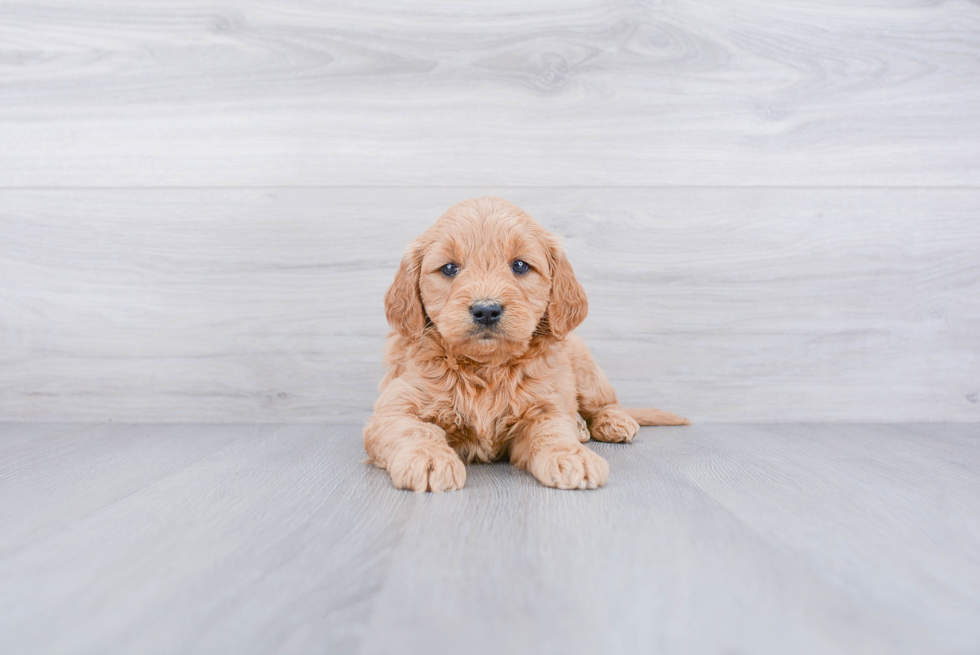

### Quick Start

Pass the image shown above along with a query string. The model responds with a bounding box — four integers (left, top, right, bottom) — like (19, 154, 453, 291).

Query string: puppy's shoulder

(530, 332, 586, 368)
(382, 331, 410, 368)
(381, 330, 453, 386)
(380, 331, 418, 388)
(517, 333, 573, 378)
(551, 331, 598, 372)
(557, 331, 589, 359)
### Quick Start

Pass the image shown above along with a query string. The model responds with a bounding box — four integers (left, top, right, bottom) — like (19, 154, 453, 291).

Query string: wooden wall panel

(0, 0, 978, 187)
(2, 1, 977, 421)
(1, 188, 976, 422)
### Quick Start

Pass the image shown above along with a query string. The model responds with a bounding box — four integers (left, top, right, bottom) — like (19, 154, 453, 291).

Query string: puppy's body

(365, 197, 686, 492)
(380, 330, 616, 463)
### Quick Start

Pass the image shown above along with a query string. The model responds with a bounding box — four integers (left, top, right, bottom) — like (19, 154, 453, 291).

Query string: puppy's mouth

(470, 326, 503, 341)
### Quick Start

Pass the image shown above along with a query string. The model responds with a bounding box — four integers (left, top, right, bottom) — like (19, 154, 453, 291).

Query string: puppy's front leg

(510, 409, 609, 490)
(363, 382, 465, 493)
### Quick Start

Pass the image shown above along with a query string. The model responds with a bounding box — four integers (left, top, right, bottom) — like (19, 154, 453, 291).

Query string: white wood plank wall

(0, 1, 978, 422)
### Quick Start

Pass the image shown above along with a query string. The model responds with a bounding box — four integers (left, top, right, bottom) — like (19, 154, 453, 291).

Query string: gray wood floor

(2, 422, 978, 655)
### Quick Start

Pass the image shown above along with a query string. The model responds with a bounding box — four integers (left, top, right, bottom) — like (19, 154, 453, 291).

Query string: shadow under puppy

(364, 197, 687, 492)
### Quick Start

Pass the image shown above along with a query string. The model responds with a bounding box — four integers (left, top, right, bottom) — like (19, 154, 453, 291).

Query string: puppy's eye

(511, 260, 530, 275)
(440, 263, 460, 277)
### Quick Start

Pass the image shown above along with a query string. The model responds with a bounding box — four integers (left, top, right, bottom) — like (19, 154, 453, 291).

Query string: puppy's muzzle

(470, 301, 502, 327)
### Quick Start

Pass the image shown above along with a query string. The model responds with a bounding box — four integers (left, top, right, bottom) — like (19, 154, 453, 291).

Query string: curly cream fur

(364, 197, 687, 492)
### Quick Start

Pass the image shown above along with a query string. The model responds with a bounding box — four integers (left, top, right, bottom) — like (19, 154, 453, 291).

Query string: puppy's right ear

(384, 241, 427, 338)
(545, 237, 588, 339)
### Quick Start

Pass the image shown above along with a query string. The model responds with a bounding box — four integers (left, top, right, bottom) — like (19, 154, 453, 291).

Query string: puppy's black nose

(470, 301, 503, 326)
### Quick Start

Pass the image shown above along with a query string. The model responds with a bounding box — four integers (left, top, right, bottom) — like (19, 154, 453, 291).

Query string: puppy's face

(418, 215, 552, 359)
(385, 198, 588, 363)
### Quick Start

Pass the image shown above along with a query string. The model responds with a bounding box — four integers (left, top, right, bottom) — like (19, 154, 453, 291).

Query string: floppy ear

(546, 238, 588, 339)
(384, 241, 427, 338)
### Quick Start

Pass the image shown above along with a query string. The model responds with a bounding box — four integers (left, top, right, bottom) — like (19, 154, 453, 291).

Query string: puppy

(364, 197, 687, 492)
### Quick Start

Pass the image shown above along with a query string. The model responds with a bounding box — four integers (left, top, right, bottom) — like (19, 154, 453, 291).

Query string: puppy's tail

(623, 408, 690, 426)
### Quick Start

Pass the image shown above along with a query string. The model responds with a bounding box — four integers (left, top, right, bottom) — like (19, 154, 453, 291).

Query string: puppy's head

(385, 197, 587, 362)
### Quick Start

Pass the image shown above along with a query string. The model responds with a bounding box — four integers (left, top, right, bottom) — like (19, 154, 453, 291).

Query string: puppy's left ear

(384, 240, 427, 338)
(546, 237, 588, 339)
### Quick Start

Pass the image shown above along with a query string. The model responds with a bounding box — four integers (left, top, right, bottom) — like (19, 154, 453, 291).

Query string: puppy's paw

(531, 442, 609, 490)
(387, 445, 466, 493)
(575, 413, 591, 442)
(589, 407, 640, 443)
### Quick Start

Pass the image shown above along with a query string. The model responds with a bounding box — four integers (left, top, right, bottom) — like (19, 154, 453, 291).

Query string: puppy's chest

(427, 381, 529, 461)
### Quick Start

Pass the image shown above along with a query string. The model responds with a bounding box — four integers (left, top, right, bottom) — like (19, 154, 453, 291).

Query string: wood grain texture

(1, 422, 978, 654)
(0, 0, 978, 187)
(1, 187, 977, 422)
(0, 423, 410, 654)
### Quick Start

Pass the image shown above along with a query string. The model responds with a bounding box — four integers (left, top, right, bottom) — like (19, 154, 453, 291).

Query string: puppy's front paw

(589, 407, 640, 443)
(575, 413, 591, 442)
(387, 445, 466, 493)
(530, 442, 609, 490)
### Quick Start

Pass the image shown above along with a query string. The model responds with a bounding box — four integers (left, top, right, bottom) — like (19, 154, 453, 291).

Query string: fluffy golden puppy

(364, 197, 687, 492)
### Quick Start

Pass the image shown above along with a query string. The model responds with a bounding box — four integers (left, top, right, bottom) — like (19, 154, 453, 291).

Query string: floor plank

(1, 423, 977, 654)
(0, 424, 258, 556)
(0, 424, 415, 655)
(1, 1, 978, 186)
